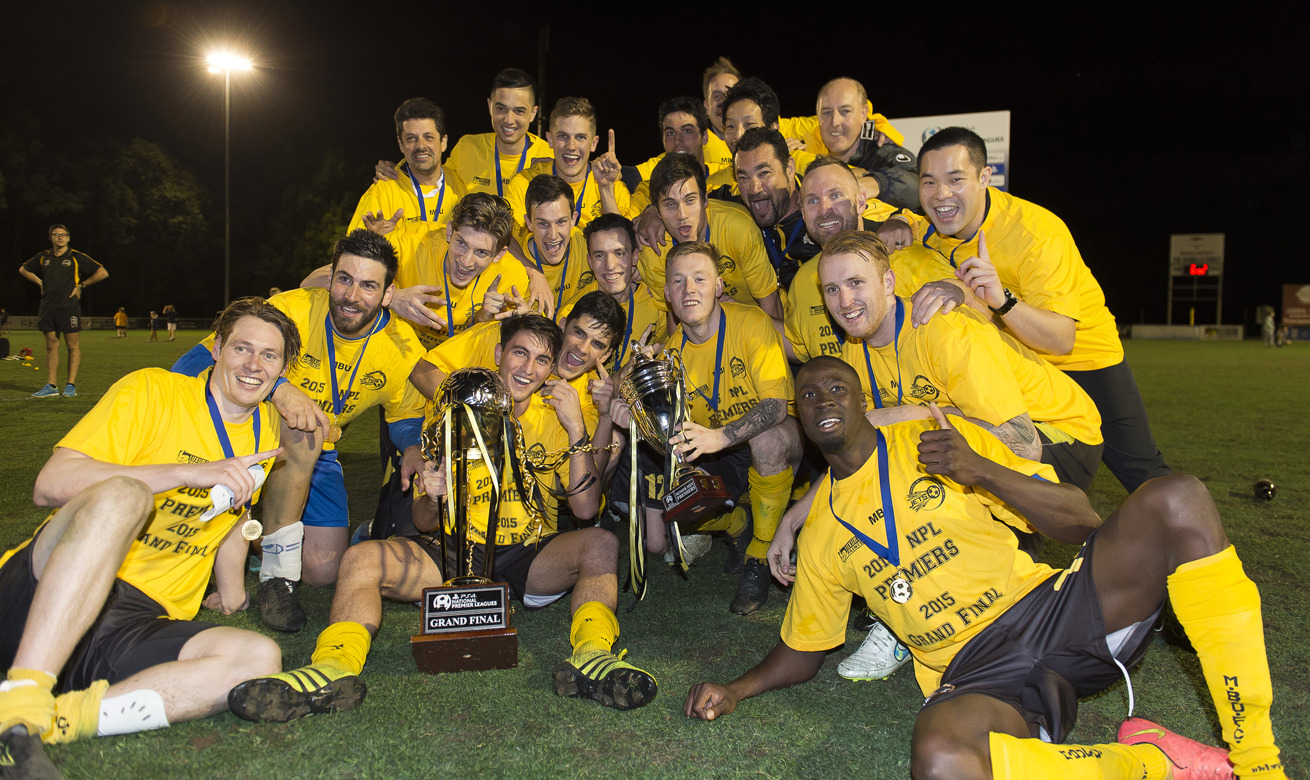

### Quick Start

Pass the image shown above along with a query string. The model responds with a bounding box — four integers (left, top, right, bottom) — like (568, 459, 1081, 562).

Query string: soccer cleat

(0, 726, 62, 780)
(723, 509, 752, 575)
(838, 622, 911, 680)
(852, 607, 876, 632)
(61, 384, 75, 398)
(729, 557, 771, 615)
(552, 649, 657, 711)
(256, 577, 307, 633)
(227, 665, 366, 723)
(1117, 717, 1234, 779)
(32, 385, 58, 398)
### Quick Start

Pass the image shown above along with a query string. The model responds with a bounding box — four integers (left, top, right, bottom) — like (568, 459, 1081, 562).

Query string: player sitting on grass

(685, 356, 1286, 780)
(227, 314, 657, 721)
(0, 298, 296, 779)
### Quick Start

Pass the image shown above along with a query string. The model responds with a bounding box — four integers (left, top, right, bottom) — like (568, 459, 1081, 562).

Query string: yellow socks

(569, 601, 619, 657)
(310, 621, 373, 676)
(0, 668, 57, 736)
(45, 679, 109, 744)
(746, 467, 792, 560)
(990, 731, 1170, 779)
(1168, 545, 1284, 777)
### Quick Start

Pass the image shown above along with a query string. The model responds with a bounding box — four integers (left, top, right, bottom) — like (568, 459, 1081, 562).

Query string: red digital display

(1189, 263, 1209, 276)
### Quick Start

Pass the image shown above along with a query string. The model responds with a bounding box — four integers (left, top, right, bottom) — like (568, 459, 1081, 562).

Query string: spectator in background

(164, 304, 178, 342)
(114, 308, 128, 339)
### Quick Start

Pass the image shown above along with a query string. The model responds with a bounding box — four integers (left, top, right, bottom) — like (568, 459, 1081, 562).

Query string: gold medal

(326, 423, 343, 443)
(240, 511, 263, 541)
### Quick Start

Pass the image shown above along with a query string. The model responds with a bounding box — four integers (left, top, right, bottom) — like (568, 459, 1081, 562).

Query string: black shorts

(407, 532, 564, 605)
(638, 441, 752, 511)
(1037, 429, 1104, 493)
(0, 535, 219, 693)
(920, 531, 1160, 742)
(36, 306, 81, 335)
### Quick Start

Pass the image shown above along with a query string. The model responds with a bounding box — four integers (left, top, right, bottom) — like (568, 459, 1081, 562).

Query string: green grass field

(1, 331, 1305, 779)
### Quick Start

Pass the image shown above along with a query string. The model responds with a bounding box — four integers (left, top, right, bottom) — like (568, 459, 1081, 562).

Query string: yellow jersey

(503, 161, 631, 232)
(558, 283, 668, 374)
(520, 227, 593, 313)
(446, 132, 553, 196)
(0, 369, 280, 621)
(399, 232, 532, 350)
(782, 416, 1057, 694)
(638, 200, 779, 312)
(664, 301, 793, 429)
(903, 188, 1123, 371)
(348, 164, 466, 240)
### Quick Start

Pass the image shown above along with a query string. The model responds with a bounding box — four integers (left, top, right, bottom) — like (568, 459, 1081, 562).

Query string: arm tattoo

(722, 398, 787, 448)
(988, 414, 1041, 461)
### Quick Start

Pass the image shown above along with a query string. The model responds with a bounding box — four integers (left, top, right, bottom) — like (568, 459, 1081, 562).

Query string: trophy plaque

(411, 368, 520, 674)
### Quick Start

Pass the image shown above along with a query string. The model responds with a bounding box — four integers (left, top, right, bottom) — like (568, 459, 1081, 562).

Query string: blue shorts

(303, 449, 349, 528)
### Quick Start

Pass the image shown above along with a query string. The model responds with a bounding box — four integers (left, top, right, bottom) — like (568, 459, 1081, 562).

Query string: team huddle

(1, 60, 1286, 779)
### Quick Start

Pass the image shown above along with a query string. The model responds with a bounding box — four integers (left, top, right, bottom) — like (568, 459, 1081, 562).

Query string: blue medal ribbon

(204, 373, 261, 512)
(494, 142, 531, 198)
(552, 162, 590, 223)
(861, 297, 906, 410)
(324, 309, 384, 421)
(443, 267, 487, 337)
(922, 189, 991, 268)
(828, 427, 900, 566)
(612, 285, 637, 371)
(405, 166, 445, 223)
(680, 307, 726, 412)
(763, 216, 806, 271)
(529, 237, 571, 313)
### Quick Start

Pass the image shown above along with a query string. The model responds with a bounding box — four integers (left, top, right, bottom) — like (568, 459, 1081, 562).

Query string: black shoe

(227, 665, 366, 723)
(852, 608, 876, 632)
(730, 557, 771, 615)
(0, 726, 62, 780)
(723, 508, 753, 575)
(256, 577, 307, 633)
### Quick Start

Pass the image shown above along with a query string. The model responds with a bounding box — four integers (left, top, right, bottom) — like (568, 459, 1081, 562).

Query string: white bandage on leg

(259, 521, 304, 582)
(97, 689, 169, 736)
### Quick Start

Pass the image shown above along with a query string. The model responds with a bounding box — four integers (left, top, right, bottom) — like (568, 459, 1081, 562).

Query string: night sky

(3, 1, 1306, 328)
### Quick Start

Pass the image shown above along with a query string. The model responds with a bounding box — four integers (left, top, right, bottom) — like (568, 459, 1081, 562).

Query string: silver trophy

(618, 347, 729, 598)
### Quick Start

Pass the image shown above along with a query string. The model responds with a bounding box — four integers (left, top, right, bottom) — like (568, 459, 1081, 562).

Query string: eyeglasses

(50, 233, 70, 238)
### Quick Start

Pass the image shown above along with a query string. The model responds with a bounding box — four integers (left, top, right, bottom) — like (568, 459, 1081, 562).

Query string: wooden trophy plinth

(411, 582, 518, 673)
(662, 471, 731, 527)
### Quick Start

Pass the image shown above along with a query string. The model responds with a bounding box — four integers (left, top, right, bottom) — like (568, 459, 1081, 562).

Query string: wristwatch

(989, 288, 1019, 316)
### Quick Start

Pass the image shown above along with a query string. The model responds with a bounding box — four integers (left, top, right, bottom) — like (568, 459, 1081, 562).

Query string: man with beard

(0, 298, 297, 777)
(173, 231, 428, 633)
(878, 127, 1170, 495)
(785, 158, 969, 363)
(229, 314, 659, 720)
(687, 356, 1285, 780)
(348, 98, 465, 247)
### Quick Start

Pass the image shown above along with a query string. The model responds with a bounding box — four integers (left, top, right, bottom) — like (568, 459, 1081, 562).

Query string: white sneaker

(838, 621, 910, 680)
(663, 534, 713, 566)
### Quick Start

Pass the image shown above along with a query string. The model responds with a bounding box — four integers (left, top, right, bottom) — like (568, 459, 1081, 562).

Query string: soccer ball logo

(890, 577, 913, 604)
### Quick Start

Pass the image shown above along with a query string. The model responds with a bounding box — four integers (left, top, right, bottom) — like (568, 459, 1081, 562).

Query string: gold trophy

(618, 347, 730, 599)
(411, 368, 526, 673)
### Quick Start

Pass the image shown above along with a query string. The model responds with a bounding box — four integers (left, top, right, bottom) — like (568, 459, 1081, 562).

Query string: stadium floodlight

(206, 50, 254, 306)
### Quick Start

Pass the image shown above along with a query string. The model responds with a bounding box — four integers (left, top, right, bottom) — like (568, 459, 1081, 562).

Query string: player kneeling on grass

(0, 298, 296, 780)
(228, 314, 656, 722)
(685, 356, 1286, 780)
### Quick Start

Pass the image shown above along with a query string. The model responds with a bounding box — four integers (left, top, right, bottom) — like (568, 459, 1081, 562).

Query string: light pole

(207, 52, 252, 306)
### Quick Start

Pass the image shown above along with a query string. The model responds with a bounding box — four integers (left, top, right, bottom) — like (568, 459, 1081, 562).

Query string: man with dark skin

(685, 357, 1284, 780)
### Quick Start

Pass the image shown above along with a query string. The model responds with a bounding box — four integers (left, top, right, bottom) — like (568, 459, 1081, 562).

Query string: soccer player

(804, 78, 920, 212)
(817, 231, 1104, 489)
(517, 175, 591, 313)
(0, 298, 296, 777)
(637, 154, 782, 324)
(503, 97, 629, 231)
(687, 356, 1286, 780)
(732, 127, 813, 288)
(700, 57, 739, 170)
(349, 98, 465, 243)
(445, 68, 553, 197)
(19, 224, 108, 398)
(228, 314, 659, 720)
(325, 193, 530, 350)
(638, 242, 800, 615)
(786, 157, 970, 364)
(175, 230, 428, 633)
(880, 127, 1170, 494)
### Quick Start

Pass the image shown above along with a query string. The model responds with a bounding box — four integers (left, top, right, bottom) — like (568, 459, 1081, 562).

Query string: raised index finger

(608, 128, 616, 155)
(595, 361, 610, 381)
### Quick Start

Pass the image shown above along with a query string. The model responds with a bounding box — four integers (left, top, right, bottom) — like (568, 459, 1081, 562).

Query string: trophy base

(411, 628, 519, 673)
(662, 472, 731, 527)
